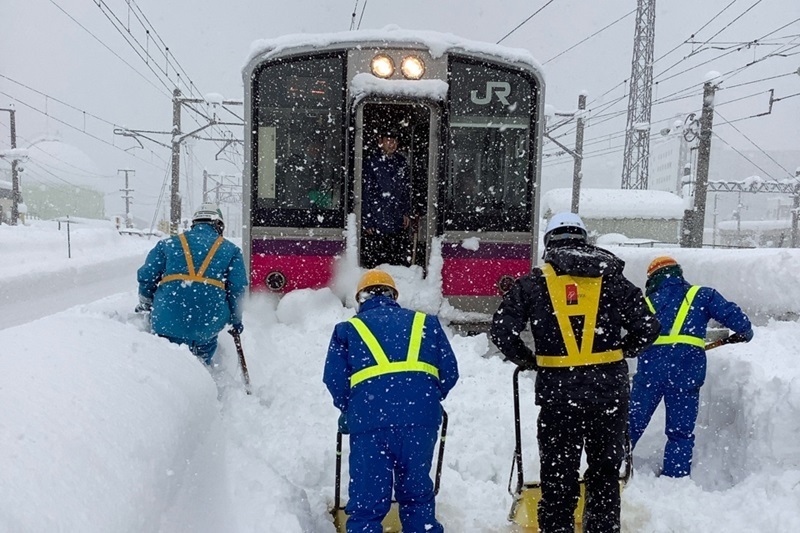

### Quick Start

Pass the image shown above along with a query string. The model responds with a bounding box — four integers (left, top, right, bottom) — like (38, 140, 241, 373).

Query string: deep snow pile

(0, 222, 799, 531)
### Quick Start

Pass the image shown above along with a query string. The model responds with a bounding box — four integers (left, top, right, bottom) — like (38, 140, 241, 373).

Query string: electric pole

(621, 0, 656, 190)
(170, 88, 182, 234)
(118, 169, 135, 229)
(682, 80, 718, 248)
(792, 167, 800, 247)
(571, 93, 587, 213)
(0, 107, 20, 225)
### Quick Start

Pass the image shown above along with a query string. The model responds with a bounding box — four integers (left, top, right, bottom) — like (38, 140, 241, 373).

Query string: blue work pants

(160, 335, 218, 365)
(629, 372, 700, 478)
(346, 426, 442, 533)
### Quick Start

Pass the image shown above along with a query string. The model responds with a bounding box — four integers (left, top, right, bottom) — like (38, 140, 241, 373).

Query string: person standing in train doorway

(361, 128, 413, 268)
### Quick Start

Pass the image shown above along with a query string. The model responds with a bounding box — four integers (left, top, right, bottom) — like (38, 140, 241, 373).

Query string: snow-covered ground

(1, 221, 799, 532)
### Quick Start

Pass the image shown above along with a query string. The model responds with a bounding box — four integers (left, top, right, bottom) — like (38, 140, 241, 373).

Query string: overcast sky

(2, 0, 798, 222)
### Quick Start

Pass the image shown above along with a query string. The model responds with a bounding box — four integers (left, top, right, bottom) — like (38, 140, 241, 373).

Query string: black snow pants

(537, 398, 628, 533)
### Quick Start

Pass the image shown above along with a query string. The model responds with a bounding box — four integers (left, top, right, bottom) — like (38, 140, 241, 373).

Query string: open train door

(353, 100, 441, 271)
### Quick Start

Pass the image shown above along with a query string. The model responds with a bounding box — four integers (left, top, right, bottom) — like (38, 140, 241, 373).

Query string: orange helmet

(355, 270, 399, 302)
(647, 256, 679, 277)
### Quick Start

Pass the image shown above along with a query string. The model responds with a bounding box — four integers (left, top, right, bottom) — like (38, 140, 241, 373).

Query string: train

(242, 29, 545, 321)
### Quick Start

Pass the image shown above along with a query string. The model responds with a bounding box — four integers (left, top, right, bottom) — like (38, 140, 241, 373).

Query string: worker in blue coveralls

(629, 256, 753, 478)
(323, 270, 459, 533)
(361, 128, 412, 268)
(136, 202, 248, 365)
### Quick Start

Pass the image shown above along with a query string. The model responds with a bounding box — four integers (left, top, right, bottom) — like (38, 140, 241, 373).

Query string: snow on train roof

(246, 26, 542, 71)
(542, 188, 686, 220)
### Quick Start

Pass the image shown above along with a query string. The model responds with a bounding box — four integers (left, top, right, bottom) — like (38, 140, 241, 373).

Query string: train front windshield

(444, 58, 534, 233)
(252, 54, 347, 228)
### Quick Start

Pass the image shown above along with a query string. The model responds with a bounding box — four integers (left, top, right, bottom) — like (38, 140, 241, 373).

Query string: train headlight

(371, 54, 395, 79)
(265, 271, 287, 292)
(401, 55, 425, 79)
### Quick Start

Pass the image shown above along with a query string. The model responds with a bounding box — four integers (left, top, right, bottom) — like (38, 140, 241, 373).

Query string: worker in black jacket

(490, 212, 660, 533)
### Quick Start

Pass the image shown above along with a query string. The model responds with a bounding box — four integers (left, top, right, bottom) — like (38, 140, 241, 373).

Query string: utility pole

(0, 107, 20, 225)
(571, 93, 587, 214)
(792, 167, 800, 247)
(118, 169, 135, 229)
(682, 81, 718, 248)
(170, 88, 182, 234)
(202, 169, 209, 202)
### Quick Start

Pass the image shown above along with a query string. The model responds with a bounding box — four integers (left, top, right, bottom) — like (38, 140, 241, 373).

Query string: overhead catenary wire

(496, 0, 557, 45)
(356, 0, 369, 31)
(715, 109, 796, 178)
(45, 0, 171, 98)
(349, 0, 360, 31)
(0, 89, 167, 171)
(543, 8, 636, 65)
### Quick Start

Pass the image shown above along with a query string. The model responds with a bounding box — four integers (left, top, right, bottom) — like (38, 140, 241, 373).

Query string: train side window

(252, 54, 346, 227)
(444, 58, 537, 232)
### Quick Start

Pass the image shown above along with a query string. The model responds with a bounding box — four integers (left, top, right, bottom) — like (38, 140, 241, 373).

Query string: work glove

(729, 329, 754, 344)
(338, 412, 349, 435)
(230, 322, 244, 335)
(134, 296, 153, 314)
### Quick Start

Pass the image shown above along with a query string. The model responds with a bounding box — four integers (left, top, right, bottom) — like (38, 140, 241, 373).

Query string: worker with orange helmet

(629, 256, 753, 478)
(323, 269, 459, 533)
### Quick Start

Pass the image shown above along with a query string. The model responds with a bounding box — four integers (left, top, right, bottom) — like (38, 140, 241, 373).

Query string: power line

(496, 0, 557, 44)
(46, 0, 170, 98)
(357, 0, 369, 30)
(711, 130, 776, 180)
(0, 89, 166, 171)
(348, 0, 360, 30)
(543, 8, 636, 65)
(715, 109, 796, 178)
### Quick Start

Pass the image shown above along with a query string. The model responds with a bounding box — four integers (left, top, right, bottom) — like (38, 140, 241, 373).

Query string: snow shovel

(228, 329, 252, 395)
(705, 332, 749, 351)
(330, 409, 448, 533)
(507, 367, 633, 533)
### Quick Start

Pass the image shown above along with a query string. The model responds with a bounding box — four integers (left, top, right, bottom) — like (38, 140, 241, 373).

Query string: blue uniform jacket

(362, 153, 410, 234)
(323, 296, 459, 434)
(638, 277, 751, 389)
(137, 223, 248, 342)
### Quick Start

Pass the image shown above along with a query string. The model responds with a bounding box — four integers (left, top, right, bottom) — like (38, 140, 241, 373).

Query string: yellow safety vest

(536, 263, 624, 368)
(646, 285, 705, 348)
(159, 233, 226, 290)
(348, 311, 440, 387)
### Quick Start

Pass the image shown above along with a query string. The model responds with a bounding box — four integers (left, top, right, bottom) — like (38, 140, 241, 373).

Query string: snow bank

(542, 188, 685, 219)
(610, 246, 800, 322)
(0, 297, 232, 532)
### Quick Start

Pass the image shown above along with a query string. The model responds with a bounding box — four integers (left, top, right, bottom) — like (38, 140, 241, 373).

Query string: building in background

(541, 187, 685, 243)
(7, 136, 106, 221)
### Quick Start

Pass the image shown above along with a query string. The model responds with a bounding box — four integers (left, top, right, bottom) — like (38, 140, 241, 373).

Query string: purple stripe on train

(441, 242, 532, 260)
(252, 239, 345, 256)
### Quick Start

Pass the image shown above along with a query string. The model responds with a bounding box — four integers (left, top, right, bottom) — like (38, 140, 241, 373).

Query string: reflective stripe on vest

(159, 233, 226, 290)
(348, 311, 439, 387)
(646, 285, 705, 348)
(536, 263, 623, 368)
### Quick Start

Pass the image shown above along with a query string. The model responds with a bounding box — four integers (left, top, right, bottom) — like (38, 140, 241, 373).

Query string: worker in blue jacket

(324, 270, 459, 533)
(136, 203, 248, 365)
(361, 128, 413, 268)
(629, 256, 753, 478)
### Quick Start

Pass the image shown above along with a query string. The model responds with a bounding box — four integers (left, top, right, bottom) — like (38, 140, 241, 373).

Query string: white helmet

(192, 202, 224, 232)
(544, 212, 587, 247)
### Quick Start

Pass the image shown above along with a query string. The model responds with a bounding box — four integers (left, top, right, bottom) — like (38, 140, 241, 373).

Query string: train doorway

(356, 101, 437, 269)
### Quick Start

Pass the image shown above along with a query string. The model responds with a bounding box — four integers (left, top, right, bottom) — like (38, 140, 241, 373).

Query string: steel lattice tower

(621, 0, 656, 189)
